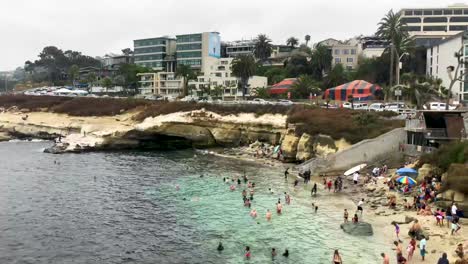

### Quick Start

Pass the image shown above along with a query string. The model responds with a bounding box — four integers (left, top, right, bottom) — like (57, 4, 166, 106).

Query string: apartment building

(176, 32, 221, 73)
(317, 38, 361, 70)
(137, 72, 184, 96)
(223, 40, 255, 57)
(426, 31, 468, 103)
(133, 37, 176, 71)
(188, 57, 267, 98)
(400, 4, 468, 40)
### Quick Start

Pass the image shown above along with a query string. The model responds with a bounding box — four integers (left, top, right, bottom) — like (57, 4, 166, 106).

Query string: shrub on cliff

(418, 141, 468, 172)
(51, 97, 149, 116)
(0, 95, 72, 110)
(287, 108, 404, 143)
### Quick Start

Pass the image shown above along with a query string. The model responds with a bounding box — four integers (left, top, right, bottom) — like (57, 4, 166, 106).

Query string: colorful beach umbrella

(396, 168, 418, 176)
(396, 176, 417, 185)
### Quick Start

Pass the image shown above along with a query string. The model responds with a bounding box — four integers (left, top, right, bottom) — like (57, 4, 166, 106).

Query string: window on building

(450, 25, 468, 31)
(176, 43, 202, 51)
(443, 9, 453, 15)
(404, 26, 421, 31)
(401, 17, 421, 23)
(454, 9, 463, 15)
(423, 10, 433, 15)
(414, 10, 422, 15)
(334, 49, 340, 55)
(351, 49, 356, 55)
(450, 16, 468, 22)
(176, 34, 202, 43)
(434, 10, 442, 15)
(347, 58, 353, 63)
(177, 51, 202, 58)
(464, 9, 468, 14)
(423, 25, 447, 31)
(335, 58, 341, 63)
(404, 10, 413, 16)
(343, 49, 349, 55)
(424, 17, 448, 23)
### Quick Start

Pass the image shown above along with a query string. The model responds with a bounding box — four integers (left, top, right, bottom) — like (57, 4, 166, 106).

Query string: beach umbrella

(396, 176, 417, 185)
(396, 168, 418, 176)
(344, 163, 367, 176)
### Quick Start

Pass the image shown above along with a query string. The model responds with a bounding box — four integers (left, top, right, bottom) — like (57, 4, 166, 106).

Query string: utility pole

(389, 43, 394, 88)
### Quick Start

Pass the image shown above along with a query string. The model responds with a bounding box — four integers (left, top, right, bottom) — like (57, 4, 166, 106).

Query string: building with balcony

(399, 4, 468, 41)
(188, 57, 267, 98)
(223, 40, 255, 58)
(176, 32, 221, 73)
(133, 37, 176, 71)
(426, 31, 468, 103)
(137, 72, 184, 96)
(404, 110, 466, 153)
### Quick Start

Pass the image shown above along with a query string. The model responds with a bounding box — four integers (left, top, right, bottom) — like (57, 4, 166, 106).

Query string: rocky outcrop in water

(340, 222, 373, 236)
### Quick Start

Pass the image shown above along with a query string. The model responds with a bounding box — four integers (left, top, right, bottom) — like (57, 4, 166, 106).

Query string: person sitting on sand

(437, 252, 449, 264)
(388, 196, 397, 208)
(456, 243, 464, 259)
(409, 220, 421, 238)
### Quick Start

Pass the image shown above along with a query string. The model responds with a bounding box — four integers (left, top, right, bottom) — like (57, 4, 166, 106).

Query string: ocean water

(0, 142, 389, 264)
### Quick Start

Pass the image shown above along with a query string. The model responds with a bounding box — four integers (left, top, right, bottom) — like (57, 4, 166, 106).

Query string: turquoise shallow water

(0, 142, 389, 264)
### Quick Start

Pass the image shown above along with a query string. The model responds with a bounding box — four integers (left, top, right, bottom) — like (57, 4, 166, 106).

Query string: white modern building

(137, 72, 184, 96)
(176, 32, 221, 73)
(188, 57, 267, 98)
(400, 4, 468, 40)
(224, 40, 255, 57)
(133, 36, 176, 71)
(426, 31, 468, 103)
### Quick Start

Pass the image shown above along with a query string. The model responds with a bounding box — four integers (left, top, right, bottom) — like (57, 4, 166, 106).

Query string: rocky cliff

(0, 109, 352, 161)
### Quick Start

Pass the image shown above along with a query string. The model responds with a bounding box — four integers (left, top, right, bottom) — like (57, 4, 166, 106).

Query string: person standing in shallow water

(284, 168, 289, 179)
(245, 246, 251, 258)
(333, 249, 342, 264)
(344, 209, 349, 223)
(311, 183, 317, 196)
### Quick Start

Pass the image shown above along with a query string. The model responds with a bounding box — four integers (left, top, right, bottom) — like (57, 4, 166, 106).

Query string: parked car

(424, 102, 457, 110)
(252, 98, 269, 105)
(384, 102, 406, 113)
(342, 102, 352, 109)
(354, 103, 368, 110)
(368, 103, 385, 112)
(277, 99, 293, 106)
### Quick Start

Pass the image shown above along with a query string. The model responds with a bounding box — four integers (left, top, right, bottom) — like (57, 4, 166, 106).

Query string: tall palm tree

(291, 75, 321, 99)
(175, 64, 196, 96)
(254, 34, 273, 62)
(232, 55, 256, 100)
(376, 10, 413, 87)
(286, 37, 299, 48)
(310, 44, 333, 80)
(305, 35, 311, 46)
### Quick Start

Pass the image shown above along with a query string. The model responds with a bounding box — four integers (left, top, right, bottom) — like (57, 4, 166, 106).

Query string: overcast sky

(0, 0, 461, 70)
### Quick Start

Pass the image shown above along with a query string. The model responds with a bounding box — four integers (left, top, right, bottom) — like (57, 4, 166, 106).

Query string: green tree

(101, 77, 113, 91)
(118, 63, 152, 89)
(68, 64, 80, 83)
(254, 34, 273, 62)
(253, 87, 271, 99)
(305, 35, 311, 46)
(310, 44, 333, 80)
(175, 64, 196, 97)
(86, 72, 97, 86)
(264, 67, 287, 85)
(113, 75, 126, 87)
(232, 55, 256, 100)
(291, 75, 321, 99)
(376, 10, 413, 87)
(286, 37, 299, 48)
(324, 64, 350, 88)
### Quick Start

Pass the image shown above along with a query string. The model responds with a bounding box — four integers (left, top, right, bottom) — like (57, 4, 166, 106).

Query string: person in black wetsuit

(311, 183, 317, 196)
(284, 168, 289, 179)
(283, 249, 289, 257)
(217, 242, 224, 251)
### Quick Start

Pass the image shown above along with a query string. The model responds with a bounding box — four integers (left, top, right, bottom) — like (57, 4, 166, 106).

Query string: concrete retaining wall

(301, 128, 406, 173)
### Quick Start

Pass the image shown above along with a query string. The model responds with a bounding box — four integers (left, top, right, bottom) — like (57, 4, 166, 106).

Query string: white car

(342, 102, 352, 109)
(252, 98, 269, 105)
(368, 103, 385, 112)
(277, 99, 293, 106)
(354, 103, 369, 110)
(384, 103, 406, 113)
(424, 102, 456, 110)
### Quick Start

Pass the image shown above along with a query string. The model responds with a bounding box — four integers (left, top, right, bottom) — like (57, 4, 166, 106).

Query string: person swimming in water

(283, 249, 289, 257)
(277, 202, 283, 214)
(315, 205, 318, 213)
(266, 209, 272, 221)
(230, 185, 236, 191)
(237, 178, 241, 185)
(217, 242, 224, 251)
(245, 246, 251, 258)
(268, 188, 274, 194)
(250, 209, 257, 218)
(271, 248, 277, 257)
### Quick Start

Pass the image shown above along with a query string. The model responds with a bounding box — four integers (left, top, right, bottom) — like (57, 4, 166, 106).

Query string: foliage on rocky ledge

(418, 141, 468, 172)
(287, 108, 404, 144)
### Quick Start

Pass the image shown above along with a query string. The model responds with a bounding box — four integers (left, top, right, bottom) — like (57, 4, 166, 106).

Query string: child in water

(353, 214, 359, 223)
(266, 210, 272, 221)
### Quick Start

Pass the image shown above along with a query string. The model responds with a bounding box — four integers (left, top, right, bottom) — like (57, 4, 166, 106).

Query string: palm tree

(232, 55, 256, 100)
(175, 64, 196, 96)
(286, 37, 299, 48)
(376, 10, 413, 87)
(254, 34, 273, 62)
(310, 44, 333, 80)
(291, 75, 320, 99)
(305, 35, 311, 46)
